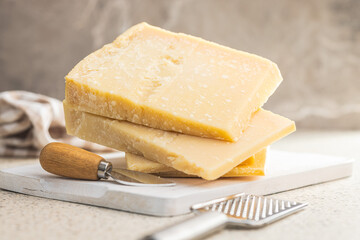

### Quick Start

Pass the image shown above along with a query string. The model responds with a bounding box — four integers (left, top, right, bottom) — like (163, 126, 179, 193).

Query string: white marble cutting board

(0, 150, 353, 216)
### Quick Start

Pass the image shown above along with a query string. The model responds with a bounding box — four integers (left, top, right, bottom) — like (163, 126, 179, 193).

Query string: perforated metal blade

(191, 193, 307, 228)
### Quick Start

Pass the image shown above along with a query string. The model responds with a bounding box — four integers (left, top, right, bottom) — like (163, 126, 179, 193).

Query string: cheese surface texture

(126, 148, 266, 177)
(65, 22, 282, 141)
(64, 102, 294, 180)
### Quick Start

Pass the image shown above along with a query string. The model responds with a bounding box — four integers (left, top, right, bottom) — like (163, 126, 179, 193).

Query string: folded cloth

(0, 91, 112, 157)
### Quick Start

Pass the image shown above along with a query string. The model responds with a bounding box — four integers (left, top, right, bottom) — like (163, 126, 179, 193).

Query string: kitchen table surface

(1, 131, 359, 240)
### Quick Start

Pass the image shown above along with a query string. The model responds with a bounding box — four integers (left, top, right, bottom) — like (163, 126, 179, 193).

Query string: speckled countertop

(1, 131, 359, 240)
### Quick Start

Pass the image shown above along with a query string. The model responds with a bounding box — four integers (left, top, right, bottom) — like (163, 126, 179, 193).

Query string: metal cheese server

(144, 193, 307, 240)
(39, 142, 175, 187)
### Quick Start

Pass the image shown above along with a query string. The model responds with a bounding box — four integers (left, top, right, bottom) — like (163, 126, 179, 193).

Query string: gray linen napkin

(0, 91, 112, 157)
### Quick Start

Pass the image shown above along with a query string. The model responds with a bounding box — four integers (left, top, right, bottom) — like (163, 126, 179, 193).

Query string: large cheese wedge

(65, 22, 282, 141)
(126, 148, 267, 177)
(64, 101, 295, 180)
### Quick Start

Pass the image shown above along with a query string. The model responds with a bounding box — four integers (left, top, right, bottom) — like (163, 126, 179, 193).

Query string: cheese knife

(39, 142, 175, 187)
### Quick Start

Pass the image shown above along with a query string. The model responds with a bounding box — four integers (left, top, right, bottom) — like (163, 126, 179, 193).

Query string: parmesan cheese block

(126, 148, 267, 177)
(65, 22, 283, 141)
(64, 101, 295, 180)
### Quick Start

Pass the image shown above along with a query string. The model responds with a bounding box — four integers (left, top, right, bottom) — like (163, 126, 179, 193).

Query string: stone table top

(1, 131, 359, 240)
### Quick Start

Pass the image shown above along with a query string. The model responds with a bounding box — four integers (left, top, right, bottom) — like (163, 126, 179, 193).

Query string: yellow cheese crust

(65, 22, 282, 142)
(126, 148, 266, 177)
(64, 101, 294, 180)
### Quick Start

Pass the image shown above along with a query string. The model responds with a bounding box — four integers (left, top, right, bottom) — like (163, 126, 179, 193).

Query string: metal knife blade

(111, 168, 176, 187)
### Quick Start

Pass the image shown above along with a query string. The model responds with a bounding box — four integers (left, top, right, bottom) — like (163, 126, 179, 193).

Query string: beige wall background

(1, 0, 359, 129)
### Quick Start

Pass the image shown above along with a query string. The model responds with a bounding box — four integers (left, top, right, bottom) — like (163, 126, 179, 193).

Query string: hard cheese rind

(65, 22, 282, 141)
(64, 101, 295, 180)
(126, 148, 267, 177)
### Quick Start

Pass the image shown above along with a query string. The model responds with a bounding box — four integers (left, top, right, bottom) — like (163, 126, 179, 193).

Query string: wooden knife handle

(39, 142, 104, 180)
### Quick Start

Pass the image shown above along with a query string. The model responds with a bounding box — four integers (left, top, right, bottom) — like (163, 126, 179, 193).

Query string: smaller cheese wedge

(126, 148, 267, 177)
(64, 102, 295, 180)
(65, 22, 283, 141)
